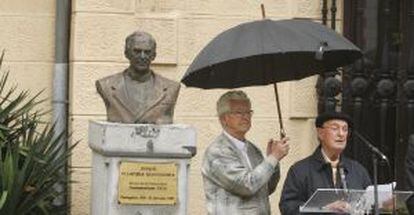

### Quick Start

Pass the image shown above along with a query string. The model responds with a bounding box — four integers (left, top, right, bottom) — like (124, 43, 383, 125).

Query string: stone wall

(1, 0, 343, 214)
(0, 0, 55, 113)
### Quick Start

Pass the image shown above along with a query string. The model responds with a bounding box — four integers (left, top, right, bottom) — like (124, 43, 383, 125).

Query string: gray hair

(125, 31, 156, 52)
(216, 90, 251, 116)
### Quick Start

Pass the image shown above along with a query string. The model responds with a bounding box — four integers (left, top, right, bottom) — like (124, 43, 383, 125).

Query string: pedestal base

(88, 121, 197, 215)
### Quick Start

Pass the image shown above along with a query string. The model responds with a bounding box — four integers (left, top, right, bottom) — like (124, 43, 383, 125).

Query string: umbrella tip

(261, 4, 266, 19)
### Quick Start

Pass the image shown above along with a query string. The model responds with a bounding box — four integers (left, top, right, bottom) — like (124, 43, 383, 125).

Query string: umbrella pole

(261, 4, 286, 138)
(273, 83, 286, 138)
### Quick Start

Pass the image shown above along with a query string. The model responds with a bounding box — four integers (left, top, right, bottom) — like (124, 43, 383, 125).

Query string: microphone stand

(371, 155, 395, 215)
(354, 131, 389, 215)
(372, 154, 379, 215)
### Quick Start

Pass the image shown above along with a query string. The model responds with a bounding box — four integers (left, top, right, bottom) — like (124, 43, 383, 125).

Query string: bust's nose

(135, 50, 144, 59)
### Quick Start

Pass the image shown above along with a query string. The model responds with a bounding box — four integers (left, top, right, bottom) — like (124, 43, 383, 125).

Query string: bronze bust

(96, 31, 180, 124)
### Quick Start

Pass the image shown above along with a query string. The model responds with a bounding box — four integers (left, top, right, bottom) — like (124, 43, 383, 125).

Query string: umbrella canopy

(181, 19, 362, 89)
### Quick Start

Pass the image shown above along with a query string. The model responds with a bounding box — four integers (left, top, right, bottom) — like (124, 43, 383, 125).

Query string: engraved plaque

(118, 162, 177, 205)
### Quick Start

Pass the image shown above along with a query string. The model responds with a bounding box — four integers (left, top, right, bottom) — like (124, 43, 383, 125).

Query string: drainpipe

(53, 0, 71, 209)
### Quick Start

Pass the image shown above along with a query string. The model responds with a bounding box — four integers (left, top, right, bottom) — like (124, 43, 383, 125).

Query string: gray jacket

(201, 133, 280, 215)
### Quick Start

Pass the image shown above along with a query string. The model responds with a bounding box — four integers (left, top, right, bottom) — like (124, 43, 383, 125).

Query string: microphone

(354, 131, 388, 162)
(339, 165, 348, 191)
(338, 165, 351, 204)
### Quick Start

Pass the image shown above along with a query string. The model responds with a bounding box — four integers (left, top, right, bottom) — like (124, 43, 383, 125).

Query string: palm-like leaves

(0, 52, 75, 214)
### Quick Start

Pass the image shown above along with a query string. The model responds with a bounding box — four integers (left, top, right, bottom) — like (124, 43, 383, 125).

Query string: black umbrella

(181, 18, 362, 137)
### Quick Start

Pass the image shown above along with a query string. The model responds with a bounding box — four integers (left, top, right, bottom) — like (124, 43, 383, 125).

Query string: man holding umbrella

(279, 112, 371, 214)
(202, 90, 290, 215)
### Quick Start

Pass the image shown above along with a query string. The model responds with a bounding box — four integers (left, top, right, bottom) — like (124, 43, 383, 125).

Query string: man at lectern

(279, 112, 371, 214)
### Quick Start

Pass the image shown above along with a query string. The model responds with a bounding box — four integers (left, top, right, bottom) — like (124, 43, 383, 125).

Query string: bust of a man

(95, 31, 180, 124)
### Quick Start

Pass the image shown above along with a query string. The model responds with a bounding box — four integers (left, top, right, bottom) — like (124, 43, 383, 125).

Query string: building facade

(0, 1, 344, 214)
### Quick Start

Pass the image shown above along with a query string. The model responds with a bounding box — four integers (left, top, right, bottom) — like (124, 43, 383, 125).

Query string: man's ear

(219, 115, 227, 127)
(316, 127, 324, 139)
(347, 128, 352, 139)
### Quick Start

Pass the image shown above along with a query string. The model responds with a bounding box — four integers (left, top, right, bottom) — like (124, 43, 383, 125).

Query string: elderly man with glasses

(201, 90, 290, 215)
(279, 112, 371, 214)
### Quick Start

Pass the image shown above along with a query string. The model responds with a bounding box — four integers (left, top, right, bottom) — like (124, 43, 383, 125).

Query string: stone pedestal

(88, 121, 197, 215)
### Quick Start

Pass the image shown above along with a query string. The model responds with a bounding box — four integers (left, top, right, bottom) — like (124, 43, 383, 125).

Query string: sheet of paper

(364, 182, 396, 207)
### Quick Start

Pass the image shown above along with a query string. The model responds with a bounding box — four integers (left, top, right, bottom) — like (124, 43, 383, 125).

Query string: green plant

(0, 52, 75, 214)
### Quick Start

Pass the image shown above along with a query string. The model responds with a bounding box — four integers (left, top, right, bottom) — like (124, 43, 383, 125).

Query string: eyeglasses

(323, 126, 349, 133)
(228, 110, 254, 117)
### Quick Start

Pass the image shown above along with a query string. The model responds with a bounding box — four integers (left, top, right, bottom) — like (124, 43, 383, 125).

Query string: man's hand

(267, 137, 290, 161)
(325, 200, 351, 213)
(382, 196, 395, 211)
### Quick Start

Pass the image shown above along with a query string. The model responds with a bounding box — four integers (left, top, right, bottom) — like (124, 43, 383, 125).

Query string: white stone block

(89, 121, 196, 157)
(88, 121, 197, 215)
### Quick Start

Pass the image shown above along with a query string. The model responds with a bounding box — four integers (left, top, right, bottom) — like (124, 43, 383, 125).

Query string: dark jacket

(279, 146, 371, 215)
